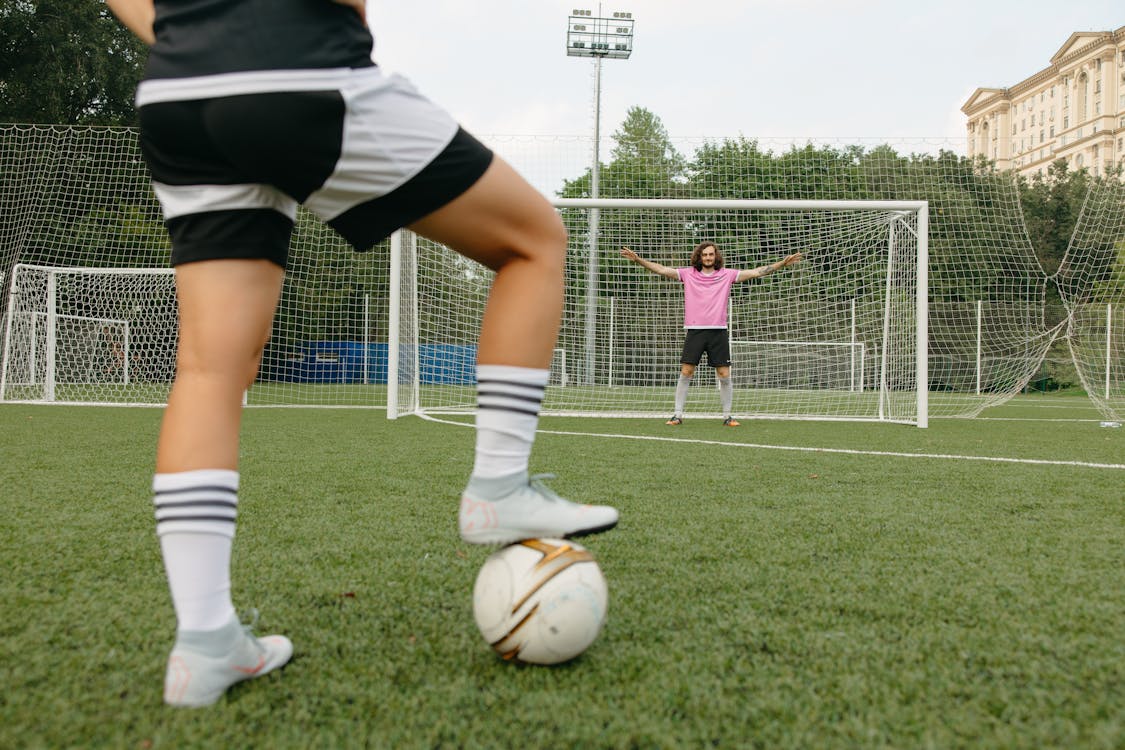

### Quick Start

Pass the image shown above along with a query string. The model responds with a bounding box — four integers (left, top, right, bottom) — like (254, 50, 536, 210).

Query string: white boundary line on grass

(418, 414, 1125, 471)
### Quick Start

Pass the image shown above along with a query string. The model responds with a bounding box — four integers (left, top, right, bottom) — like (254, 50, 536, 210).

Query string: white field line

(419, 414, 1125, 471)
(971, 417, 1102, 422)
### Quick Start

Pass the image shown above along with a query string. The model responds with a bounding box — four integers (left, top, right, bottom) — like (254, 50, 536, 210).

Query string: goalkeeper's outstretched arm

(735, 252, 803, 283)
(620, 246, 679, 279)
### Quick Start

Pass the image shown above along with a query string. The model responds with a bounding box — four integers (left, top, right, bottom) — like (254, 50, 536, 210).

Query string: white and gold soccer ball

(472, 538, 608, 665)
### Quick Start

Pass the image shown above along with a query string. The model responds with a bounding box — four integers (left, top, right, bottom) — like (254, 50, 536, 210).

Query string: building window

(1064, 116, 1069, 128)
(1040, 130, 1044, 143)
(1094, 80, 1101, 93)
(1050, 125, 1055, 137)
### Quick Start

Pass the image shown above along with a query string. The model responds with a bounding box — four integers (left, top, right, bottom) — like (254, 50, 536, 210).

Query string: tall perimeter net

(1, 125, 1123, 422)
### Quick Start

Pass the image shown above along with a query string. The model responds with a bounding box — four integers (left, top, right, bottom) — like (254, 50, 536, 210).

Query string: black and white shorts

(136, 67, 494, 267)
(681, 328, 731, 367)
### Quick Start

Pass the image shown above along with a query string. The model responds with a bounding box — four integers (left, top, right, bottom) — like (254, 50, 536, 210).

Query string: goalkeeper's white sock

(153, 469, 238, 632)
(674, 374, 693, 416)
(472, 364, 548, 479)
(718, 375, 733, 416)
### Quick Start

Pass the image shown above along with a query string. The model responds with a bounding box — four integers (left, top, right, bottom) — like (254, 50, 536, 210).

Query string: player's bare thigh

(408, 156, 566, 272)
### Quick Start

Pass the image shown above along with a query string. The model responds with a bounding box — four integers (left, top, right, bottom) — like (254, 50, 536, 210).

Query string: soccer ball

(472, 538, 608, 665)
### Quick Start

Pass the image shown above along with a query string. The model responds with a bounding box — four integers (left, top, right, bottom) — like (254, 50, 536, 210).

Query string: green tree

(1019, 159, 1090, 279)
(0, 0, 147, 125)
(559, 106, 684, 199)
(559, 107, 689, 305)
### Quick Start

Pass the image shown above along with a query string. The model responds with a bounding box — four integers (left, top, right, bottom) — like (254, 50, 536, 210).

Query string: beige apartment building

(962, 26, 1125, 179)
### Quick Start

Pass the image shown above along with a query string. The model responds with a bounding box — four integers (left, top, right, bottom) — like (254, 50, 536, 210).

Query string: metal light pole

(567, 8, 634, 385)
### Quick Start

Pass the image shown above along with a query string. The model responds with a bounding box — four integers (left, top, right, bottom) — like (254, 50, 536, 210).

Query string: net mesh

(392, 204, 923, 423)
(1, 124, 1122, 421)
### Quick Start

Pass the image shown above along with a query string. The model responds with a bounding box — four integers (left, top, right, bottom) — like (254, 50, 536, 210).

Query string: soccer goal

(0, 264, 178, 405)
(388, 198, 929, 426)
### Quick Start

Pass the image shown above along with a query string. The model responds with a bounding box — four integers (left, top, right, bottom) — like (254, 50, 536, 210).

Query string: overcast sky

(368, 1, 1123, 192)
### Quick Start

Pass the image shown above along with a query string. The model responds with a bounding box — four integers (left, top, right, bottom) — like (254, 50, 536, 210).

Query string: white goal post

(388, 198, 929, 427)
(1, 264, 177, 405)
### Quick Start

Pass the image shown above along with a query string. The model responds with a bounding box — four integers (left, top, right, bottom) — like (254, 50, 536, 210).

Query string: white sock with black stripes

(153, 469, 239, 633)
(473, 364, 549, 479)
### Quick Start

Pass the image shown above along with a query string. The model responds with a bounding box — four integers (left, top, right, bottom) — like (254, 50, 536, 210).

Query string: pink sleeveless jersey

(676, 267, 739, 328)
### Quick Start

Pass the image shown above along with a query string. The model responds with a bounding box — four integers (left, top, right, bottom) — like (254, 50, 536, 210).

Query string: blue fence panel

(261, 342, 478, 385)
(419, 344, 476, 385)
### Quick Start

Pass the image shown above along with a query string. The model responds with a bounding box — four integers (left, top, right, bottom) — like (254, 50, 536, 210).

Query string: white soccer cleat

(460, 472, 619, 545)
(163, 612, 293, 708)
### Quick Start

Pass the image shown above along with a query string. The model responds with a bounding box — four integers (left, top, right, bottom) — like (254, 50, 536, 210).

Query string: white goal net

(1, 264, 176, 404)
(389, 198, 930, 426)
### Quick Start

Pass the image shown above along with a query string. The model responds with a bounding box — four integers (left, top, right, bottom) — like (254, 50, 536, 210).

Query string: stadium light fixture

(566, 7, 635, 384)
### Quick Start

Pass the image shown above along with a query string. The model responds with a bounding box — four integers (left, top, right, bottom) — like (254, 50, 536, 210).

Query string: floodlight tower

(567, 7, 634, 385)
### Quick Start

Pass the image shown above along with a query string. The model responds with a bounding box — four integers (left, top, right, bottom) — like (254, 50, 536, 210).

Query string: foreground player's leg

(410, 158, 618, 544)
(154, 259, 292, 706)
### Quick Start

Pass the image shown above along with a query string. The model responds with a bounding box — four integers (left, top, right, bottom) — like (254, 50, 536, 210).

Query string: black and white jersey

(145, 0, 375, 80)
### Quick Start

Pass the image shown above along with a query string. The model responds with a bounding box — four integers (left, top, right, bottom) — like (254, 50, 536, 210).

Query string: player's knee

(545, 217, 567, 274)
(518, 210, 567, 272)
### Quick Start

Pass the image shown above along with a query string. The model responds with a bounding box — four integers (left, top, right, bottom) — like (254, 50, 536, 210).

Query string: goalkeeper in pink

(620, 242, 802, 426)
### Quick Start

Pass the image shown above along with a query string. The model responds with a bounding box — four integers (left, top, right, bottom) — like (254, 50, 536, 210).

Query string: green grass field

(1, 395, 1122, 748)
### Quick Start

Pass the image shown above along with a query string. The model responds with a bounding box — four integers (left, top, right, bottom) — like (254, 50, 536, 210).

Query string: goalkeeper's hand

(781, 252, 803, 267)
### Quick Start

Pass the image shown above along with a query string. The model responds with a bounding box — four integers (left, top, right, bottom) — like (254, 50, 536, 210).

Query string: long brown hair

(690, 241, 723, 271)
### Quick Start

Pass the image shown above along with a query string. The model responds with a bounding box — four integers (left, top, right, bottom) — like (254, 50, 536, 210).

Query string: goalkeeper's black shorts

(681, 328, 730, 368)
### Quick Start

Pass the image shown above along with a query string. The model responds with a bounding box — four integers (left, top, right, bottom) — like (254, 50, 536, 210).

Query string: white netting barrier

(1, 124, 1122, 421)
